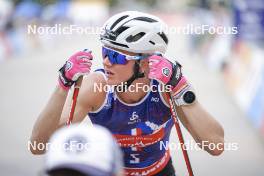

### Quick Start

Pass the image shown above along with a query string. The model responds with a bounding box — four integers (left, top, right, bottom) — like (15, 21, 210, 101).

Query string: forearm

(176, 101, 224, 155)
(30, 85, 68, 154)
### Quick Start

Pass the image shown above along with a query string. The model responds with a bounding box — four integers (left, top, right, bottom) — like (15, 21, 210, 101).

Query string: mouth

(105, 70, 114, 77)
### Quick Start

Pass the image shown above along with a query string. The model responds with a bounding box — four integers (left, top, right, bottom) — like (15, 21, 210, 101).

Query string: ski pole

(66, 76, 83, 126)
(166, 92, 194, 176)
(67, 49, 91, 126)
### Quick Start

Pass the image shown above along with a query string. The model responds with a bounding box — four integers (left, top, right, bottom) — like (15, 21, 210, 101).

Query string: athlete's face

(103, 46, 136, 85)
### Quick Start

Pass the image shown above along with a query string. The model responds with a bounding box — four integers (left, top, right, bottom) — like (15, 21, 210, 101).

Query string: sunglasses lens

(116, 54, 127, 64)
(108, 50, 117, 64)
(102, 47, 107, 58)
(102, 47, 128, 65)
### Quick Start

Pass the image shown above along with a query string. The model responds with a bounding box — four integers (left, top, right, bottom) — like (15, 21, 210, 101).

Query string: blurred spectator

(0, 0, 13, 61)
(0, 0, 109, 62)
(44, 124, 124, 176)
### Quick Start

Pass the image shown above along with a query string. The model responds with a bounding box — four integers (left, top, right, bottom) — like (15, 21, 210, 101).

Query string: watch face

(183, 91, 196, 104)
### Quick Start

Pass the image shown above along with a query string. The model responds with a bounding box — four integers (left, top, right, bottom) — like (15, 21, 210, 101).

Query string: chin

(106, 78, 120, 85)
(106, 77, 127, 86)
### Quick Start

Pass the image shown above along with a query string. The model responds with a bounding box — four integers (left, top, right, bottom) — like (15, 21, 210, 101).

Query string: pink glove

(148, 54, 188, 95)
(58, 50, 93, 90)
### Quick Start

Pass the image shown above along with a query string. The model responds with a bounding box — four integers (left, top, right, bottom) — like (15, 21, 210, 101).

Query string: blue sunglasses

(102, 46, 148, 65)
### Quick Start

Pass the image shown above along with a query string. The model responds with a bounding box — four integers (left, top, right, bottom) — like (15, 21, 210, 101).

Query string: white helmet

(100, 11, 168, 54)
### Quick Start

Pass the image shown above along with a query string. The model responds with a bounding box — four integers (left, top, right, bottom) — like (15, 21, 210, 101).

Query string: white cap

(45, 124, 123, 176)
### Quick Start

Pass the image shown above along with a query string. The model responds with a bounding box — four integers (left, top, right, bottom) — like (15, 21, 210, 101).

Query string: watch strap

(173, 85, 195, 106)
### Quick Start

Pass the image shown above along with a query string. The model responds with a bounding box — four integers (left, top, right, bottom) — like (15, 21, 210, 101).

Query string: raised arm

(29, 50, 105, 154)
(148, 54, 224, 155)
(176, 101, 224, 155)
(30, 72, 106, 154)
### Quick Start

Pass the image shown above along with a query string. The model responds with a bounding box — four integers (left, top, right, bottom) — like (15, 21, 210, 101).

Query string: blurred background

(0, 0, 263, 175)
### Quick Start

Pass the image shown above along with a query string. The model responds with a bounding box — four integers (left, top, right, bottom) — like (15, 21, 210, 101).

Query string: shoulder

(78, 72, 107, 111)
(83, 71, 106, 86)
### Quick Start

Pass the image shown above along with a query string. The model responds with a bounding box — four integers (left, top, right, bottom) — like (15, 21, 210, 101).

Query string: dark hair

(48, 168, 90, 176)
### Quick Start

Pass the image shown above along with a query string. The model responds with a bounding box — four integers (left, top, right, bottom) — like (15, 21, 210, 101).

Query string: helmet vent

(109, 41, 129, 48)
(115, 26, 129, 35)
(149, 41, 155, 45)
(134, 17, 157, 23)
(110, 15, 129, 30)
(158, 32, 168, 44)
(126, 32, 146, 43)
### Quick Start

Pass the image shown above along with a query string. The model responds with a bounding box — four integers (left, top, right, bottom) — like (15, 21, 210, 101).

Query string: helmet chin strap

(116, 60, 145, 92)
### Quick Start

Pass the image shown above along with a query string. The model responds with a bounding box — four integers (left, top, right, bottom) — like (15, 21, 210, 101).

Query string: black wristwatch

(174, 88, 196, 106)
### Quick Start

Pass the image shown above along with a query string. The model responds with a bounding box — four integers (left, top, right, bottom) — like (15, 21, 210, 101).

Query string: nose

(103, 56, 113, 67)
